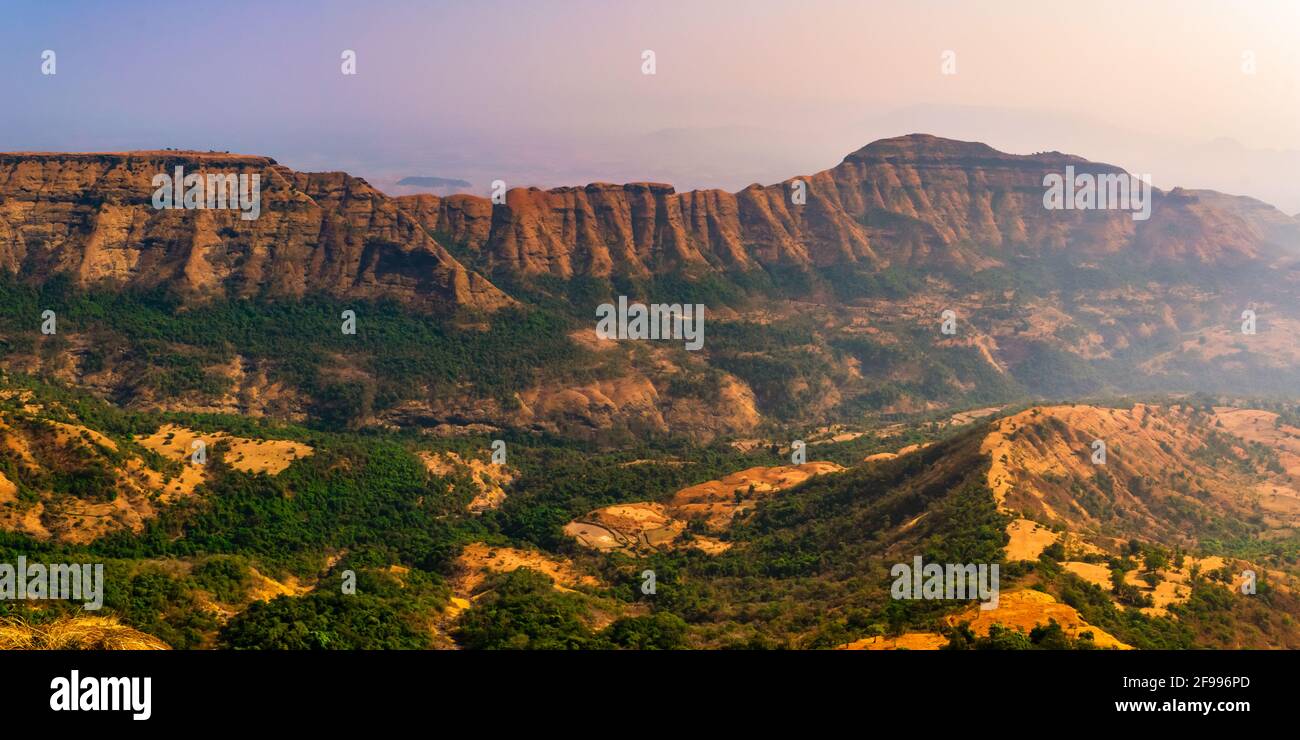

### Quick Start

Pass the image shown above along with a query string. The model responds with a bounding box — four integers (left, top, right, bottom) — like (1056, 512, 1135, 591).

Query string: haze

(3, 0, 1297, 211)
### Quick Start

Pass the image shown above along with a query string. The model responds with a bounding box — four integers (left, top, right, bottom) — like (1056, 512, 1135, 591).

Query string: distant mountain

(1179, 189, 1300, 254)
(396, 134, 1280, 282)
(854, 105, 1300, 215)
(395, 176, 472, 188)
(0, 136, 1288, 308)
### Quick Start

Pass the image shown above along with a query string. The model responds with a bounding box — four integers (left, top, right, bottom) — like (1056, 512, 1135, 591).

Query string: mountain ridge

(3, 136, 1298, 441)
(0, 151, 511, 312)
(2, 135, 1294, 313)
(398, 133, 1290, 285)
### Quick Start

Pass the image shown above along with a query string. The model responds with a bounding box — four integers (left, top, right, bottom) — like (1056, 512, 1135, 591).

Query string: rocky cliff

(0, 152, 511, 311)
(398, 134, 1274, 282)
(0, 136, 1285, 310)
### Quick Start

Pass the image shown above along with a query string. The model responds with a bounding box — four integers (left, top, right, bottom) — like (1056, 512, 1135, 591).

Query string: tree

(219, 592, 431, 650)
(452, 569, 601, 650)
(1144, 549, 1169, 571)
(603, 613, 690, 650)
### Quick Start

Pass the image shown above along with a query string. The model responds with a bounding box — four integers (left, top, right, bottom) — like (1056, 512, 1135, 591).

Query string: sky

(3, 0, 1298, 211)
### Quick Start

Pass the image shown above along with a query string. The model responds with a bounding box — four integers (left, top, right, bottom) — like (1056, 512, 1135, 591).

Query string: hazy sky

(3, 0, 1298, 210)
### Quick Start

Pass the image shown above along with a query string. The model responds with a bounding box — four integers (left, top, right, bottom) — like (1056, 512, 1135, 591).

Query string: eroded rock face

(398, 179, 879, 277)
(0, 152, 512, 311)
(0, 138, 1287, 440)
(0, 137, 1277, 312)
(397, 134, 1273, 282)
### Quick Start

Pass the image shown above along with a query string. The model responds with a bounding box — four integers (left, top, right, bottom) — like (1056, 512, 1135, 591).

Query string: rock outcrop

(397, 134, 1275, 282)
(0, 137, 1281, 307)
(0, 152, 511, 311)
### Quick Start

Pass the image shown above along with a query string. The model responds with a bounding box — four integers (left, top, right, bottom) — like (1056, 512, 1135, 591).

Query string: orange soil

(419, 450, 515, 513)
(566, 462, 844, 555)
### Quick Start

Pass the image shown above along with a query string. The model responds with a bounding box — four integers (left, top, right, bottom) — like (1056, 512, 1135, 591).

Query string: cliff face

(400, 184, 749, 278)
(0, 136, 1277, 310)
(397, 134, 1269, 282)
(1177, 188, 1300, 256)
(0, 137, 1293, 442)
(397, 179, 879, 277)
(0, 152, 511, 311)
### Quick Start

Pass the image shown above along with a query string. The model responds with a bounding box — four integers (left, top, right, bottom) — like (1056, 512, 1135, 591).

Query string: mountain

(1179, 189, 1300, 254)
(0, 136, 1297, 441)
(4, 367, 1295, 650)
(852, 105, 1300, 216)
(397, 134, 1282, 283)
(0, 152, 510, 312)
(661, 402, 1300, 649)
(395, 176, 472, 189)
(2, 136, 1288, 306)
(1, 129, 1298, 649)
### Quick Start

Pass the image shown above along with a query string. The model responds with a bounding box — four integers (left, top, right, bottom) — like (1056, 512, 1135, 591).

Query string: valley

(1, 368, 1296, 649)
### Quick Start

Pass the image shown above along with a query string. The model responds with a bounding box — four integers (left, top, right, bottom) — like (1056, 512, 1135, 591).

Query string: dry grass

(948, 590, 1130, 649)
(863, 441, 933, 463)
(1062, 561, 1112, 589)
(418, 450, 515, 513)
(0, 414, 198, 543)
(136, 424, 312, 479)
(0, 615, 169, 650)
(566, 462, 845, 555)
(453, 542, 600, 597)
(1004, 518, 1059, 561)
(667, 462, 846, 530)
(839, 633, 950, 650)
(838, 591, 1129, 650)
(982, 403, 1295, 540)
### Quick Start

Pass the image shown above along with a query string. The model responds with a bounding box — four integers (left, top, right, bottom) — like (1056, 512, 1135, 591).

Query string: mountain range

(3, 135, 1298, 309)
(0, 135, 1297, 440)
(0, 135, 1298, 650)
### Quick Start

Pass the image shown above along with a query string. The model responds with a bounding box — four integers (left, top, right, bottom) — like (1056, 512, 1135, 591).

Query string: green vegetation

(943, 619, 1098, 650)
(451, 569, 604, 650)
(221, 591, 432, 650)
(0, 268, 1297, 651)
(0, 275, 585, 428)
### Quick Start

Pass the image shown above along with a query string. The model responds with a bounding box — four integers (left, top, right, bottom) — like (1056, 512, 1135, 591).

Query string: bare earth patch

(839, 633, 950, 650)
(245, 566, 314, 602)
(566, 462, 845, 555)
(0, 416, 241, 543)
(863, 441, 932, 463)
(948, 590, 1130, 649)
(838, 591, 1126, 650)
(1005, 518, 1059, 561)
(452, 542, 599, 598)
(418, 450, 515, 513)
(136, 424, 312, 478)
(1062, 561, 1112, 589)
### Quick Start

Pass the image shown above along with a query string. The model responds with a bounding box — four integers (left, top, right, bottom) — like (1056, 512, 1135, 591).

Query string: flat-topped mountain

(0, 151, 510, 311)
(398, 134, 1291, 283)
(1, 137, 1297, 440)
(1, 136, 1295, 312)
